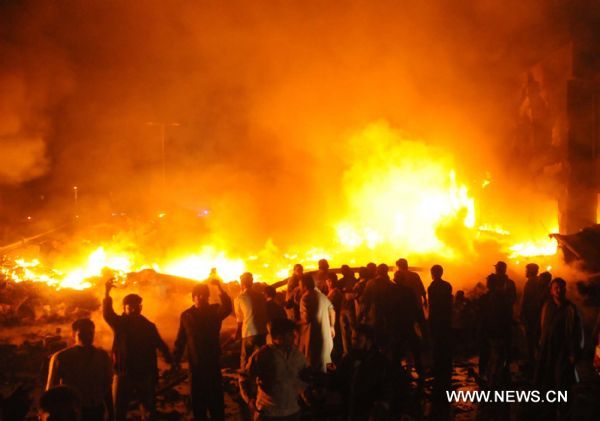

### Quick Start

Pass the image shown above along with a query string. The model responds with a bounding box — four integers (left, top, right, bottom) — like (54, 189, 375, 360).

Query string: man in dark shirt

(493, 261, 517, 312)
(358, 264, 394, 341)
(46, 318, 112, 421)
(240, 318, 307, 419)
(173, 280, 232, 421)
(284, 264, 304, 322)
(391, 259, 426, 381)
(478, 274, 512, 386)
(427, 264, 453, 399)
(535, 278, 583, 390)
(394, 258, 427, 310)
(535, 278, 583, 419)
(103, 281, 172, 421)
(520, 263, 543, 376)
(339, 265, 357, 357)
(334, 324, 398, 420)
(264, 286, 287, 323)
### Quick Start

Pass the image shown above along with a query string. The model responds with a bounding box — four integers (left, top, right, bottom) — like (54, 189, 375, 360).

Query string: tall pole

(73, 186, 79, 219)
(161, 123, 166, 190)
(146, 121, 180, 205)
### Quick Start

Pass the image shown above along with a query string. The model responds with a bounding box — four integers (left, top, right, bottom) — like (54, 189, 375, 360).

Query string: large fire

(1, 122, 558, 291)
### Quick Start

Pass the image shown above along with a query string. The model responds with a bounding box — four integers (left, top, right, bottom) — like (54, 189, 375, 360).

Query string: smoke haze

(0, 0, 569, 252)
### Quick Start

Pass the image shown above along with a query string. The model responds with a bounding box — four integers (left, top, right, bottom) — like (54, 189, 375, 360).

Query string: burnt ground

(2, 318, 600, 420)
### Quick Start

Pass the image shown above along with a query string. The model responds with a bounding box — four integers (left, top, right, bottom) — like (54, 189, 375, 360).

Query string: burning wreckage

(1, 0, 600, 419)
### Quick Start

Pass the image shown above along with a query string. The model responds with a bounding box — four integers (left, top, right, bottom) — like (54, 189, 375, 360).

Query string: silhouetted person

(535, 278, 583, 391)
(390, 261, 425, 381)
(593, 313, 600, 373)
(493, 261, 517, 364)
(327, 272, 343, 362)
(339, 266, 358, 356)
(284, 264, 304, 322)
(240, 318, 308, 420)
(358, 264, 394, 343)
(539, 271, 552, 304)
(264, 286, 286, 323)
(427, 264, 453, 399)
(339, 265, 357, 290)
(234, 272, 268, 369)
(387, 270, 424, 382)
(394, 258, 427, 309)
(520, 263, 543, 376)
(452, 290, 469, 356)
(365, 262, 377, 281)
(173, 280, 232, 421)
(103, 281, 172, 421)
(493, 261, 517, 311)
(314, 258, 331, 294)
(39, 385, 81, 421)
(352, 267, 370, 304)
(478, 274, 512, 386)
(46, 318, 112, 421)
(1, 385, 32, 421)
(333, 324, 397, 420)
(299, 274, 335, 372)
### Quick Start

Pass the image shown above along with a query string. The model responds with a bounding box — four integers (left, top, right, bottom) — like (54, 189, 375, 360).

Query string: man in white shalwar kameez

(299, 274, 335, 372)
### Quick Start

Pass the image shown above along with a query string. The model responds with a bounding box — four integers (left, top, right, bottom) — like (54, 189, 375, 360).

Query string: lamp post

(146, 121, 180, 189)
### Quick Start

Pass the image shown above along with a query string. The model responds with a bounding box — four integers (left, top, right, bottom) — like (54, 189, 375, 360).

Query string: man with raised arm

(173, 279, 232, 421)
(103, 280, 172, 421)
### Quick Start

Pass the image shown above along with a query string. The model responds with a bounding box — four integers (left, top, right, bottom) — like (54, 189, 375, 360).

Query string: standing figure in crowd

(478, 274, 513, 386)
(535, 278, 583, 391)
(333, 324, 396, 420)
(234, 272, 268, 369)
(39, 386, 82, 421)
(314, 259, 331, 294)
(264, 286, 287, 323)
(391, 260, 425, 381)
(327, 272, 344, 362)
(46, 318, 112, 421)
(366, 262, 377, 278)
(173, 281, 232, 421)
(240, 318, 308, 420)
(284, 264, 304, 322)
(520, 263, 543, 376)
(539, 271, 553, 303)
(593, 312, 600, 373)
(359, 264, 394, 344)
(427, 265, 453, 398)
(493, 261, 517, 311)
(493, 261, 517, 364)
(339, 266, 358, 357)
(452, 290, 469, 356)
(103, 281, 172, 421)
(299, 274, 336, 372)
(394, 258, 427, 310)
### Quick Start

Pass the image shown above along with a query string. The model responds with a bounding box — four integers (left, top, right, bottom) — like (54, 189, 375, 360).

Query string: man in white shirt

(234, 272, 268, 368)
(299, 274, 335, 372)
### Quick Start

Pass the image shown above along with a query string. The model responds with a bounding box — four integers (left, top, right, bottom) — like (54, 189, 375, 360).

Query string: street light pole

(146, 121, 180, 190)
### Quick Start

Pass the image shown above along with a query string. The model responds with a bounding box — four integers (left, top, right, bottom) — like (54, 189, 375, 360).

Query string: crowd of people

(34, 258, 599, 420)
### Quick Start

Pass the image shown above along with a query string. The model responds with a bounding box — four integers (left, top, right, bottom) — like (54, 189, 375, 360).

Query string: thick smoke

(0, 1, 568, 252)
